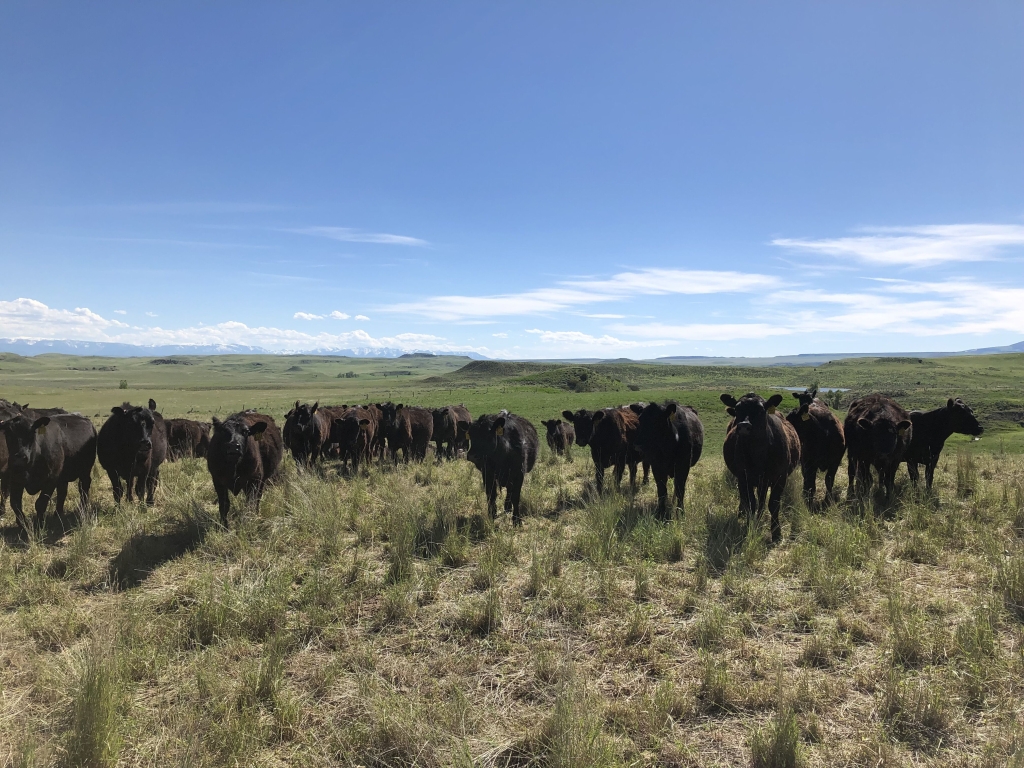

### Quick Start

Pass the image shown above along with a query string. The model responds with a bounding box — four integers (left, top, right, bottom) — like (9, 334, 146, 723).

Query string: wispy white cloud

(145, 312, 158, 318)
(525, 329, 662, 348)
(290, 227, 428, 246)
(581, 313, 626, 319)
(609, 322, 788, 341)
(329, 311, 350, 320)
(387, 268, 782, 321)
(354, 314, 370, 321)
(773, 224, 1024, 267)
(293, 312, 323, 320)
(0, 298, 130, 338)
(492, 332, 508, 338)
(113, 310, 127, 315)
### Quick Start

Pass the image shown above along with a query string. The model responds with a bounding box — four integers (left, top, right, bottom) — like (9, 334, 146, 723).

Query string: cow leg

(54, 482, 68, 516)
(767, 481, 785, 543)
(674, 463, 691, 518)
(594, 464, 605, 495)
(78, 472, 92, 514)
(484, 474, 499, 520)
(626, 457, 637, 491)
(801, 463, 817, 510)
(653, 470, 669, 519)
(214, 481, 231, 528)
(924, 462, 936, 492)
(34, 490, 52, 531)
(0, 476, 8, 516)
(508, 475, 525, 525)
(823, 464, 839, 505)
(146, 469, 159, 506)
(9, 486, 29, 532)
(642, 460, 650, 486)
(847, 458, 858, 498)
(134, 470, 149, 504)
(907, 462, 920, 490)
(107, 469, 124, 504)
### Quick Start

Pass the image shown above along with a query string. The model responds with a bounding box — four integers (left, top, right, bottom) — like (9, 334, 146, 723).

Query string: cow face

(947, 398, 983, 437)
(376, 402, 399, 435)
(856, 416, 911, 456)
(721, 393, 783, 436)
(562, 409, 596, 447)
(293, 402, 320, 439)
(0, 415, 49, 473)
(113, 404, 157, 455)
(332, 414, 370, 448)
(634, 401, 677, 454)
(467, 414, 507, 470)
(212, 417, 267, 465)
(789, 388, 817, 422)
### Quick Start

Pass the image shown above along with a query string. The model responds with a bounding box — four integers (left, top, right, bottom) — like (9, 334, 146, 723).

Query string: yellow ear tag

(495, 426, 504, 436)
(767, 406, 776, 415)
(253, 431, 263, 442)
(801, 412, 811, 421)
(898, 428, 907, 438)
(37, 426, 47, 435)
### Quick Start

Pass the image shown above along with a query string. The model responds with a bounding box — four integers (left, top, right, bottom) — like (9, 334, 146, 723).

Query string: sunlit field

(1, 353, 1024, 766)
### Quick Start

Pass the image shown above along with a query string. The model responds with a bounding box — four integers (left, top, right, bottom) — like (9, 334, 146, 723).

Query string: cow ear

(809, 387, 818, 399)
(493, 416, 506, 431)
(857, 418, 872, 430)
(592, 411, 605, 423)
(554, 418, 561, 425)
(720, 394, 737, 407)
(628, 403, 644, 415)
(32, 417, 51, 432)
(397, 404, 403, 411)
(295, 400, 300, 410)
(792, 392, 801, 400)
(359, 418, 370, 426)
(541, 420, 550, 427)
(249, 421, 268, 436)
(148, 399, 157, 411)
(766, 394, 784, 410)
(947, 398, 955, 409)
(561, 410, 574, 421)
(726, 407, 736, 417)
(212, 416, 221, 427)
(312, 401, 319, 413)
(897, 420, 912, 433)
(334, 418, 345, 426)
(665, 403, 678, 415)
(110, 406, 124, 416)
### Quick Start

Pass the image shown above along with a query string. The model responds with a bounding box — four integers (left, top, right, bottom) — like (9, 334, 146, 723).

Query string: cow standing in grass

(0, 401, 70, 516)
(0, 412, 96, 532)
(207, 412, 283, 527)
(905, 398, 984, 492)
(561, 407, 643, 494)
(431, 406, 462, 460)
(98, 399, 168, 505)
(845, 394, 913, 501)
(467, 412, 538, 525)
(452, 404, 472, 455)
(165, 418, 211, 460)
(633, 401, 704, 519)
(786, 388, 846, 508)
(540, 418, 575, 457)
(285, 401, 333, 466)
(378, 403, 433, 463)
(330, 406, 377, 473)
(721, 393, 801, 542)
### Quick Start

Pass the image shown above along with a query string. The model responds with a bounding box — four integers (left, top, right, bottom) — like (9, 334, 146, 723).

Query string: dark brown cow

(207, 412, 283, 527)
(0, 412, 96, 532)
(452, 404, 472, 454)
(0, 401, 70, 516)
(377, 403, 434, 463)
(285, 401, 333, 466)
(561, 407, 643, 494)
(330, 406, 377, 472)
(540, 418, 575, 457)
(845, 394, 913, 501)
(466, 411, 538, 525)
(633, 401, 704, 518)
(165, 418, 211, 460)
(721, 393, 801, 542)
(906, 398, 983, 491)
(431, 406, 460, 460)
(786, 388, 847, 507)
(97, 399, 168, 505)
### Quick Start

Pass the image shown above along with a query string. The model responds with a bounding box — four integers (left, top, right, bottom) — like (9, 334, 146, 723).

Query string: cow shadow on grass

(0, 508, 85, 548)
(108, 511, 212, 589)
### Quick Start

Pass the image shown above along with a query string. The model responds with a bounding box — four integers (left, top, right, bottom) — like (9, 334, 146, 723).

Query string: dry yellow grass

(1, 443, 1023, 767)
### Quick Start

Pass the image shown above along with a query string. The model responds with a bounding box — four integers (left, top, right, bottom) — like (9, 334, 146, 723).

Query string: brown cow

(285, 401, 333, 466)
(540, 418, 575, 457)
(561, 407, 642, 494)
(330, 406, 377, 472)
(785, 388, 846, 508)
(377, 403, 434, 463)
(207, 412, 283, 527)
(165, 418, 211, 460)
(721, 393, 801, 542)
(431, 406, 460, 460)
(845, 394, 912, 501)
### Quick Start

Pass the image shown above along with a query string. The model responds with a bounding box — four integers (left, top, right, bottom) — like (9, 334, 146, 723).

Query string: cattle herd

(0, 389, 984, 538)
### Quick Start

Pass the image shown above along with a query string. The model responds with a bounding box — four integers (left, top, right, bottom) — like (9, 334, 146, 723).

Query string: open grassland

(2, 445, 1024, 766)
(1, 351, 1024, 766)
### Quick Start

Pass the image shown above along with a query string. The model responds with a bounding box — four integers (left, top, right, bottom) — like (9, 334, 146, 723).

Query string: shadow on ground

(109, 516, 210, 588)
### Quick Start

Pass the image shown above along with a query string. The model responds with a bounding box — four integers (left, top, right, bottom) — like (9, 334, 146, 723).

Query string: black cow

(906, 398, 984, 491)
(0, 402, 70, 516)
(431, 406, 461, 460)
(540, 418, 575, 457)
(561, 407, 643, 494)
(285, 401, 333, 466)
(633, 401, 704, 518)
(721, 393, 801, 542)
(377, 403, 433, 463)
(165, 418, 211, 460)
(466, 412, 538, 525)
(845, 394, 913, 501)
(207, 412, 283, 527)
(786, 388, 847, 507)
(97, 399, 168, 505)
(0, 413, 96, 532)
(452, 404, 472, 455)
(330, 406, 376, 472)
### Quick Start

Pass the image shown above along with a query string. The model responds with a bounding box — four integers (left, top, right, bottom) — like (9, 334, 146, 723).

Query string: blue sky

(1, 2, 1023, 358)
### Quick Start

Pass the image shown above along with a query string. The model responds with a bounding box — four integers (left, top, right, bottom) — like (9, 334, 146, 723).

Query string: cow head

(467, 414, 508, 470)
(0, 415, 50, 473)
(211, 416, 267, 465)
(562, 409, 598, 447)
(112, 402, 157, 456)
(947, 398, 984, 437)
(627, 402, 646, 416)
(856, 415, 912, 456)
(633, 401, 679, 455)
(332, 413, 371, 448)
(376, 402, 399, 435)
(721, 393, 783, 436)
(789, 387, 817, 423)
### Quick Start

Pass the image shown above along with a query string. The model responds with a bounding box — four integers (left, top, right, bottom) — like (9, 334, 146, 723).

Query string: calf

(0, 413, 96, 531)
(467, 412, 538, 524)
(721, 393, 801, 542)
(561, 407, 643, 494)
(452, 404, 472, 454)
(0, 402, 70, 516)
(97, 399, 168, 505)
(330, 406, 376, 472)
(377, 403, 434, 463)
(845, 394, 913, 501)
(285, 401, 333, 466)
(786, 388, 847, 507)
(633, 401, 704, 518)
(906, 398, 984, 491)
(207, 412, 283, 527)
(431, 406, 461, 459)
(165, 418, 211, 460)
(540, 418, 576, 457)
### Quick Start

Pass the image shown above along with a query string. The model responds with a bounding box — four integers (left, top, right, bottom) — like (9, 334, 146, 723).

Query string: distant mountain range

(0, 338, 489, 360)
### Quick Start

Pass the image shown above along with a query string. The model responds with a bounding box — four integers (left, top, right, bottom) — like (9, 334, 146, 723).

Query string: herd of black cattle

(0, 389, 984, 539)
